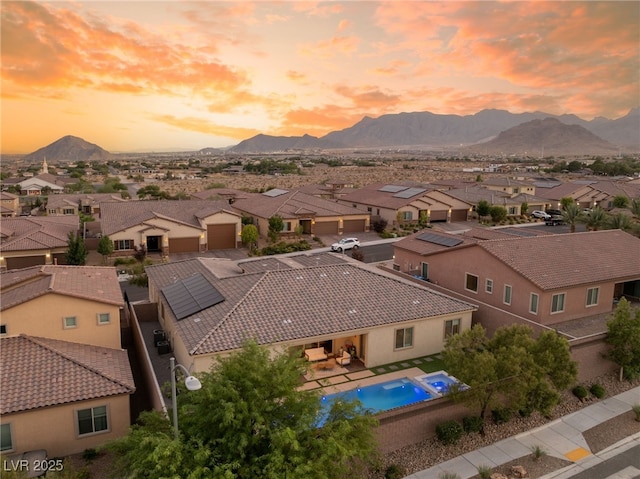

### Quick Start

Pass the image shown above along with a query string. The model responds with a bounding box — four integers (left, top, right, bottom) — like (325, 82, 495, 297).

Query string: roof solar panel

(378, 184, 409, 193)
(416, 232, 463, 247)
(393, 187, 427, 199)
(162, 272, 225, 320)
(262, 188, 289, 197)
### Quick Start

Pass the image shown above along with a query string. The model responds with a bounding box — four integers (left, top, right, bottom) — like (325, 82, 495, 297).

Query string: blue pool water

(415, 371, 467, 395)
(320, 378, 431, 417)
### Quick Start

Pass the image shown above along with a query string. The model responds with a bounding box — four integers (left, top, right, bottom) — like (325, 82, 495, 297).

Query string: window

(0, 424, 12, 452)
(0, 324, 6, 335)
(395, 327, 414, 349)
(392, 264, 400, 271)
(114, 239, 133, 251)
(77, 406, 108, 436)
(63, 208, 75, 215)
(63, 316, 77, 329)
(530, 293, 539, 314)
(485, 279, 493, 294)
(367, 207, 372, 213)
(465, 273, 479, 293)
(97, 313, 110, 325)
(552, 293, 566, 313)
(503, 285, 512, 305)
(402, 211, 413, 221)
(444, 318, 460, 337)
(586, 287, 599, 307)
(421, 262, 429, 280)
(508, 206, 517, 215)
(282, 221, 292, 232)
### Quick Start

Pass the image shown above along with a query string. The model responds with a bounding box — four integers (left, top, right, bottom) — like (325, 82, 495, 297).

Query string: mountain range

(21, 108, 640, 161)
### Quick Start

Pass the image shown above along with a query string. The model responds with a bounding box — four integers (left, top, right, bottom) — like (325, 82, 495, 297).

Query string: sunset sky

(2, 1, 638, 154)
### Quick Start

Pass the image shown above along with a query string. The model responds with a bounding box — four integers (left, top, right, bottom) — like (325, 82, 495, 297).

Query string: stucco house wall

(2, 295, 122, 349)
(3, 395, 131, 458)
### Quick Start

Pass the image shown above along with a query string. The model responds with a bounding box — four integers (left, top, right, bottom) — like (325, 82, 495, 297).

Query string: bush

(572, 385, 589, 401)
(477, 464, 493, 479)
(435, 420, 463, 445)
(632, 403, 640, 422)
(384, 464, 405, 479)
(491, 407, 512, 425)
(462, 415, 483, 434)
(372, 218, 388, 233)
(589, 384, 606, 399)
(82, 448, 98, 460)
(114, 257, 137, 266)
(259, 240, 312, 256)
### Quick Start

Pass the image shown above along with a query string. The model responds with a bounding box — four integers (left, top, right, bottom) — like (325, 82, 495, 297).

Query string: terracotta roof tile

(0, 216, 78, 252)
(479, 229, 640, 290)
(1, 335, 135, 414)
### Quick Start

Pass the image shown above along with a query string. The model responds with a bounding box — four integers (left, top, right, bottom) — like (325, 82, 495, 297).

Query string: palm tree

(607, 213, 632, 231)
(584, 207, 608, 231)
(562, 203, 584, 233)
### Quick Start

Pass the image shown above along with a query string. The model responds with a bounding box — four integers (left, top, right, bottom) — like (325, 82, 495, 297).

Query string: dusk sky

(2, 1, 639, 154)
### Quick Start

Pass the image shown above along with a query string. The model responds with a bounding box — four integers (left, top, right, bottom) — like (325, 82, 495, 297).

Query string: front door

(146, 235, 161, 252)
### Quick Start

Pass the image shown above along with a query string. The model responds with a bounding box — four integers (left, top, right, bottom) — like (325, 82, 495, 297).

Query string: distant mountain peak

(23, 136, 111, 163)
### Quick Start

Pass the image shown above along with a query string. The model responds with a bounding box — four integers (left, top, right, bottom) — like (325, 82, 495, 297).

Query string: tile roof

(337, 182, 436, 209)
(0, 216, 78, 252)
(1, 265, 124, 310)
(45, 193, 126, 210)
(190, 188, 252, 201)
(146, 257, 477, 356)
(1, 335, 135, 414)
(478, 229, 640, 290)
(99, 199, 236, 235)
(231, 190, 363, 219)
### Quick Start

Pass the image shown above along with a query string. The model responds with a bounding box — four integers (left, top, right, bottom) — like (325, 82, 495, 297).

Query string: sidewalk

(405, 387, 640, 479)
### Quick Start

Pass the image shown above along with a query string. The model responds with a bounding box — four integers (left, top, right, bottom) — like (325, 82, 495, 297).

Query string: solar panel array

(262, 188, 289, 197)
(378, 184, 408, 193)
(162, 273, 225, 320)
(393, 187, 427, 199)
(416, 232, 463, 247)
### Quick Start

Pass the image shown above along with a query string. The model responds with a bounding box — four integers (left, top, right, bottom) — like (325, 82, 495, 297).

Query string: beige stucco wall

(2, 294, 122, 349)
(110, 218, 203, 249)
(394, 245, 618, 326)
(0, 248, 67, 268)
(3, 395, 131, 457)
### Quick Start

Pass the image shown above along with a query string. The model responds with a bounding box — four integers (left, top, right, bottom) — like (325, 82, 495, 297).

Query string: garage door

(169, 237, 200, 253)
(6, 255, 45, 270)
(429, 210, 448, 222)
(313, 221, 338, 235)
(207, 224, 236, 249)
(53, 253, 67, 265)
(343, 219, 366, 233)
(450, 209, 468, 222)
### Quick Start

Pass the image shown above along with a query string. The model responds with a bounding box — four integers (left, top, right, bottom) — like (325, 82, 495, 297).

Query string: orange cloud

(299, 35, 360, 59)
(275, 106, 364, 137)
(151, 114, 260, 140)
(333, 85, 401, 111)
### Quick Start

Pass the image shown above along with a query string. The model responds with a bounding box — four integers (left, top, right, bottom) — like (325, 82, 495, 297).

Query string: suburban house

(445, 184, 549, 217)
(393, 229, 640, 326)
(536, 180, 640, 211)
(335, 182, 473, 226)
(0, 216, 79, 270)
(190, 188, 252, 203)
(144, 254, 477, 373)
(99, 199, 243, 255)
(0, 265, 135, 457)
(230, 189, 370, 237)
(0, 192, 20, 217)
(45, 193, 127, 217)
(8, 174, 75, 196)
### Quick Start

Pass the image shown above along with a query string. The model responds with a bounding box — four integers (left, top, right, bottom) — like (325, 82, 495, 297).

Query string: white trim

(75, 405, 110, 437)
(586, 287, 599, 307)
(503, 284, 512, 305)
(529, 293, 539, 315)
(551, 292, 566, 314)
(485, 278, 493, 294)
(63, 316, 77, 329)
(97, 312, 111, 325)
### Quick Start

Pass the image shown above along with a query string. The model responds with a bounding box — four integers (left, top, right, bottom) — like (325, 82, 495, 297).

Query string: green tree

(110, 340, 379, 479)
(443, 324, 576, 421)
(606, 298, 640, 380)
(65, 231, 88, 265)
(560, 197, 574, 210)
(268, 214, 284, 243)
(612, 195, 630, 209)
(97, 235, 114, 264)
(562, 203, 583, 233)
(241, 224, 259, 251)
(476, 200, 491, 219)
(583, 207, 608, 231)
(488, 205, 507, 223)
(520, 202, 529, 216)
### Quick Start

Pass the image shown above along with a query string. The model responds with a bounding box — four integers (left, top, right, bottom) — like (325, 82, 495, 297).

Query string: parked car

(545, 209, 563, 216)
(545, 216, 565, 226)
(330, 237, 360, 252)
(531, 210, 551, 219)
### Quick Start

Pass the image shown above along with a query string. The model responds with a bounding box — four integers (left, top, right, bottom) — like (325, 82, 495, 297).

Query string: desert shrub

(435, 420, 463, 445)
(82, 448, 98, 460)
(384, 464, 405, 479)
(462, 415, 483, 434)
(379, 230, 395, 239)
(572, 385, 589, 401)
(491, 407, 512, 425)
(531, 444, 547, 461)
(632, 404, 640, 421)
(477, 464, 493, 479)
(371, 218, 388, 233)
(114, 257, 137, 266)
(438, 472, 461, 479)
(589, 384, 606, 399)
(259, 240, 312, 256)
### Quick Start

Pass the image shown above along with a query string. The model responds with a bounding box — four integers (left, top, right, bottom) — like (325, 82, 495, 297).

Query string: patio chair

(336, 350, 351, 366)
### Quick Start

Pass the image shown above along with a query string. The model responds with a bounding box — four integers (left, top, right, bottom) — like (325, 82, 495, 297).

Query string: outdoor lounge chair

(336, 350, 351, 366)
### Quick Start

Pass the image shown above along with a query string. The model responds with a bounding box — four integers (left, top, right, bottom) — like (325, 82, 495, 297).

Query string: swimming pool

(414, 370, 467, 395)
(320, 377, 432, 417)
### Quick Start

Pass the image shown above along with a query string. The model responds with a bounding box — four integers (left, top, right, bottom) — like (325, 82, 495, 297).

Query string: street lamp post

(170, 357, 202, 439)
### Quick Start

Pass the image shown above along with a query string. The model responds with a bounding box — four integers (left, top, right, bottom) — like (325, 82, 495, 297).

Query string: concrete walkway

(405, 387, 640, 479)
